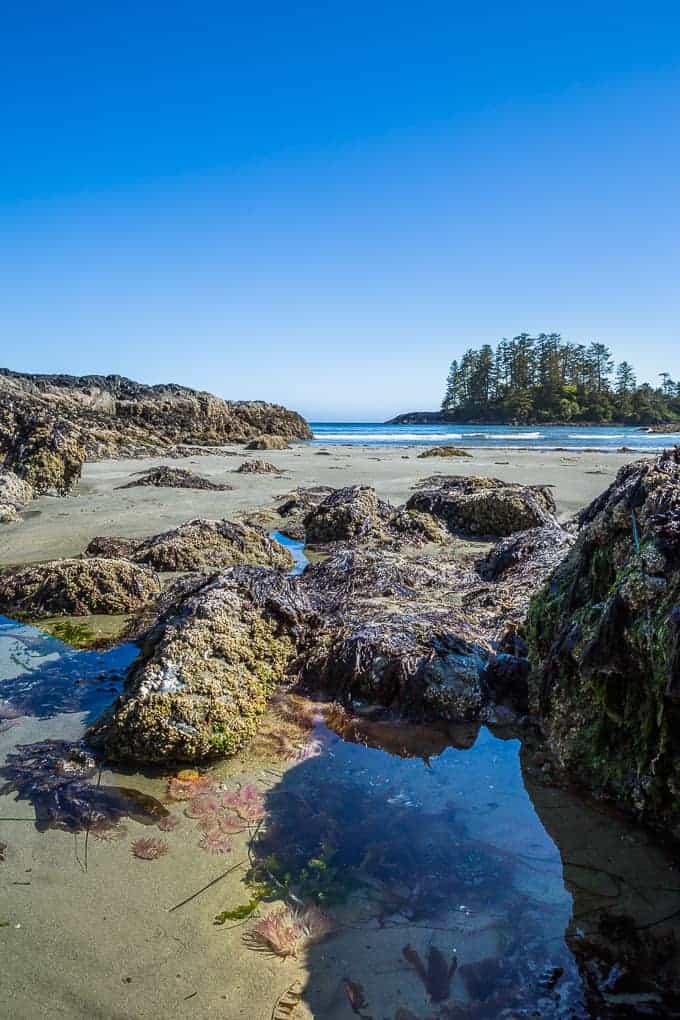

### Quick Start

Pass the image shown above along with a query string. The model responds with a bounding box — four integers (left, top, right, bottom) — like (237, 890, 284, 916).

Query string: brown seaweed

(402, 944, 458, 1003)
(0, 739, 168, 833)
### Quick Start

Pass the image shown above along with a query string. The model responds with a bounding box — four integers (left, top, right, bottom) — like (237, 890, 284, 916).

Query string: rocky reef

(0, 557, 161, 619)
(88, 567, 310, 763)
(85, 518, 293, 572)
(0, 368, 311, 494)
(528, 448, 680, 837)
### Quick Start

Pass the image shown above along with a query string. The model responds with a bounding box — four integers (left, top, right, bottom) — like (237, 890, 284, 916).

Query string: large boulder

(478, 523, 574, 581)
(85, 519, 293, 573)
(527, 448, 680, 837)
(407, 475, 558, 538)
(88, 568, 309, 763)
(0, 469, 33, 522)
(304, 485, 387, 544)
(0, 557, 160, 619)
(245, 435, 290, 450)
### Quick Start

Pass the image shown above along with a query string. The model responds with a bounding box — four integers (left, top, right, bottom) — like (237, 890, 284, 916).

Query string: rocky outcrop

(478, 523, 574, 581)
(527, 448, 680, 837)
(118, 465, 232, 490)
(407, 475, 558, 538)
(417, 446, 472, 458)
(0, 557, 160, 619)
(0, 470, 33, 522)
(304, 485, 386, 545)
(236, 459, 284, 474)
(85, 518, 293, 573)
(245, 435, 291, 450)
(0, 368, 310, 493)
(88, 567, 310, 763)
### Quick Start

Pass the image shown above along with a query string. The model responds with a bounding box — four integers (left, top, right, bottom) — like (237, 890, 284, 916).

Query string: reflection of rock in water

(523, 747, 680, 1015)
(0, 739, 168, 833)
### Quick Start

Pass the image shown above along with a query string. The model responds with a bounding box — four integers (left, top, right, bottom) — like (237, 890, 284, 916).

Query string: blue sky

(2, 2, 679, 420)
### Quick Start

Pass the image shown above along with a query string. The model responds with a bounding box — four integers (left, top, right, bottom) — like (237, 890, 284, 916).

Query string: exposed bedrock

(85, 518, 293, 573)
(528, 448, 680, 837)
(0, 557, 161, 619)
(88, 567, 311, 763)
(407, 474, 558, 538)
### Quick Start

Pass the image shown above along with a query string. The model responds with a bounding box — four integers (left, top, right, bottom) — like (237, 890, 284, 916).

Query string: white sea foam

(313, 431, 464, 441)
(568, 433, 626, 440)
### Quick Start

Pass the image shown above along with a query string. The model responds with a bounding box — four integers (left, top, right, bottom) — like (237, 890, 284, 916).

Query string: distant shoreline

(385, 412, 676, 431)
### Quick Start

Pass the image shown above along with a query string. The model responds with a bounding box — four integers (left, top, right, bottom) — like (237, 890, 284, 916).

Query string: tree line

(441, 334, 679, 424)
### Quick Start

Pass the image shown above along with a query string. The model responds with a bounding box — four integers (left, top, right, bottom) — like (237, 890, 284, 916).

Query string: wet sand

(0, 444, 648, 567)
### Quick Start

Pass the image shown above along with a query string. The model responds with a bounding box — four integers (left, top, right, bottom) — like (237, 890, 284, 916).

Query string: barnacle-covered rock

(478, 524, 574, 581)
(236, 458, 284, 474)
(0, 557, 161, 619)
(88, 568, 310, 763)
(304, 485, 387, 545)
(527, 448, 680, 837)
(0, 469, 33, 513)
(407, 475, 558, 538)
(85, 518, 293, 573)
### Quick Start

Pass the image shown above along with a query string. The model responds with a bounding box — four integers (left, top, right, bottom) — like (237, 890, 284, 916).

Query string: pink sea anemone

(198, 830, 233, 855)
(157, 814, 180, 832)
(248, 906, 334, 958)
(131, 837, 169, 860)
(222, 783, 266, 823)
(198, 811, 245, 836)
(184, 793, 223, 818)
(90, 819, 127, 842)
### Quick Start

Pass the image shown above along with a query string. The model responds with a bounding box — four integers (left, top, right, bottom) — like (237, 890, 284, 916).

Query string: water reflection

(0, 613, 137, 723)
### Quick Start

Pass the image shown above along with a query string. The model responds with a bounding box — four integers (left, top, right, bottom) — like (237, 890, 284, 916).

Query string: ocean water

(311, 421, 678, 451)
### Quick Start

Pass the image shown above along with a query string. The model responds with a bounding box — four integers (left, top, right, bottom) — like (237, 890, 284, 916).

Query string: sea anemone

(167, 773, 215, 802)
(184, 793, 223, 819)
(131, 837, 169, 860)
(90, 819, 128, 842)
(198, 830, 233, 855)
(198, 811, 245, 836)
(157, 814, 180, 832)
(248, 906, 334, 958)
(222, 784, 266, 823)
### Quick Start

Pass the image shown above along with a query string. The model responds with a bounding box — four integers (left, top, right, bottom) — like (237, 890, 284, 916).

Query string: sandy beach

(0, 444, 645, 567)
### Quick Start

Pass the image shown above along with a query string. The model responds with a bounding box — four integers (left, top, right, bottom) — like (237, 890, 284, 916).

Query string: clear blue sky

(2, 2, 679, 420)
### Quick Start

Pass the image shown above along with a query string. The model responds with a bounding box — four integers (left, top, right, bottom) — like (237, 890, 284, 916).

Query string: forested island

(392, 333, 680, 425)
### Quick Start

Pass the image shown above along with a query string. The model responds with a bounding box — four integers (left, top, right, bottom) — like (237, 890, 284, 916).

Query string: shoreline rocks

(0, 368, 310, 494)
(117, 465, 233, 490)
(528, 448, 680, 838)
(0, 470, 33, 522)
(85, 518, 293, 573)
(0, 557, 161, 619)
(407, 475, 558, 538)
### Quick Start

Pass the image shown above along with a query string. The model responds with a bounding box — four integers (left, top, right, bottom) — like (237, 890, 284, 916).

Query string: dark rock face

(118, 465, 233, 490)
(0, 368, 310, 494)
(85, 518, 293, 573)
(407, 475, 558, 538)
(527, 448, 680, 837)
(304, 485, 385, 544)
(478, 524, 574, 581)
(0, 557, 161, 618)
(88, 567, 310, 763)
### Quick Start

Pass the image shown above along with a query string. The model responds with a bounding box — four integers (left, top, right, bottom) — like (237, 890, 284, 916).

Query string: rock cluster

(245, 435, 291, 450)
(407, 474, 558, 538)
(0, 368, 310, 494)
(528, 448, 680, 836)
(0, 557, 160, 619)
(85, 518, 293, 573)
(236, 459, 284, 474)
